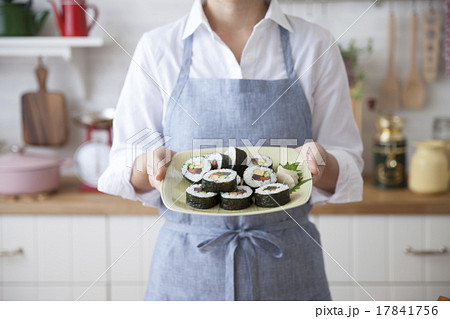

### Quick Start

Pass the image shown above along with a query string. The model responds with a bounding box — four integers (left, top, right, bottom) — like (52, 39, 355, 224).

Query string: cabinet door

(72, 216, 107, 283)
(111, 284, 147, 301)
(316, 216, 353, 282)
(37, 286, 73, 301)
(109, 215, 164, 284)
(390, 286, 426, 301)
(140, 215, 165, 283)
(353, 216, 389, 282)
(0, 215, 37, 283)
(425, 216, 450, 282)
(37, 216, 72, 282)
(388, 216, 425, 282)
(1, 285, 37, 301)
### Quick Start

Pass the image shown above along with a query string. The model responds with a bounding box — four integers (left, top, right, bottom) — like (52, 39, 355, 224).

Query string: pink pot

(0, 147, 71, 196)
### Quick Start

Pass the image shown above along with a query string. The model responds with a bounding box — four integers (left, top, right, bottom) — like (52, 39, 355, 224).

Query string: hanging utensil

(421, 5, 441, 83)
(402, 11, 426, 109)
(21, 58, 68, 146)
(380, 13, 400, 114)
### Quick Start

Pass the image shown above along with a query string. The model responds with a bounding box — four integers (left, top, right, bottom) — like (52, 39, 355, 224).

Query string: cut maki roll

(206, 153, 231, 170)
(255, 183, 290, 207)
(202, 169, 237, 193)
(243, 165, 277, 189)
(225, 147, 247, 177)
(220, 186, 253, 210)
(186, 185, 218, 209)
(248, 154, 273, 168)
(181, 156, 211, 183)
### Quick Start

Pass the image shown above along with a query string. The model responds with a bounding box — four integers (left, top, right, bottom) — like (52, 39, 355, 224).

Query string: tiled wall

(0, 0, 449, 172)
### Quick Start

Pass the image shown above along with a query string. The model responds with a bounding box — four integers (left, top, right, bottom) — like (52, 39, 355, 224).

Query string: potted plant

(339, 39, 373, 133)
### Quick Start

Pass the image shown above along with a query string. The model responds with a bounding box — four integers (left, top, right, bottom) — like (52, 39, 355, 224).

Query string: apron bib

(145, 26, 331, 301)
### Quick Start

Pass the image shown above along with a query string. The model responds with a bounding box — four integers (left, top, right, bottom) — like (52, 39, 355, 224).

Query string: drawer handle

(0, 248, 24, 257)
(404, 246, 448, 256)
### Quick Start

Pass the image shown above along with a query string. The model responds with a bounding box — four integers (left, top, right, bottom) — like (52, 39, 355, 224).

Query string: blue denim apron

(145, 26, 331, 301)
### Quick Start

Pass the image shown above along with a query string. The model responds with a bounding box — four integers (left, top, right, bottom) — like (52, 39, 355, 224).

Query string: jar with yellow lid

(409, 140, 449, 194)
(373, 115, 407, 189)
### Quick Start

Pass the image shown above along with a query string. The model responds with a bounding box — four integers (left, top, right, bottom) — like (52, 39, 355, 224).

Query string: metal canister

(373, 115, 407, 189)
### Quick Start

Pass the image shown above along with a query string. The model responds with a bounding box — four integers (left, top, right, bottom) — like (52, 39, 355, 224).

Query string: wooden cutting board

(21, 60, 68, 146)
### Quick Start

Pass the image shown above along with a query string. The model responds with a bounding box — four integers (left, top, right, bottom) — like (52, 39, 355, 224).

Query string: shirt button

(246, 54, 255, 61)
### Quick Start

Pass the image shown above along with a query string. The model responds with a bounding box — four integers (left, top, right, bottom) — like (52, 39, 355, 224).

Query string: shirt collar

(182, 0, 293, 40)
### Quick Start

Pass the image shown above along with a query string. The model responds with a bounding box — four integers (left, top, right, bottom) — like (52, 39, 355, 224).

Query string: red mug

(49, 0, 99, 36)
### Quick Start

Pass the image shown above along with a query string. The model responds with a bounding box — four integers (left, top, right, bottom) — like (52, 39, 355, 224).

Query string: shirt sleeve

(97, 34, 164, 208)
(309, 33, 364, 205)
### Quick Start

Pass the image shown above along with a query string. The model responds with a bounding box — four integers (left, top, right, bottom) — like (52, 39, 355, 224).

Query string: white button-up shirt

(98, 0, 364, 207)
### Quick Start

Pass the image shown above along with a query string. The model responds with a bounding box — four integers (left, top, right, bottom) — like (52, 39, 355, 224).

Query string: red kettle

(48, 0, 98, 36)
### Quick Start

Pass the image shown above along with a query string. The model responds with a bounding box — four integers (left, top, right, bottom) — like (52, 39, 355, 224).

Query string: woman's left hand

(296, 142, 339, 194)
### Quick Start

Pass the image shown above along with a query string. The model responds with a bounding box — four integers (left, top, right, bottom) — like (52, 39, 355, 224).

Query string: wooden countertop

(0, 176, 449, 215)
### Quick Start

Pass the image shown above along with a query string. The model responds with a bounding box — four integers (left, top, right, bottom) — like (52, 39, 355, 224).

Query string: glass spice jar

(373, 115, 407, 189)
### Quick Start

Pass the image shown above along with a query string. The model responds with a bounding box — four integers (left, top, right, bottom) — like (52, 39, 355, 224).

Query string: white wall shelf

(0, 37, 104, 98)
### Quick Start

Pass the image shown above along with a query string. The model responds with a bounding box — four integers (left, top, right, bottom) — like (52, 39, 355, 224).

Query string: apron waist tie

(197, 228, 283, 301)
(164, 218, 306, 301)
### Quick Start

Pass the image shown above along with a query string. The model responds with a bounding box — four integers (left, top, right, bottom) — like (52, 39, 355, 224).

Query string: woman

(99, 0, 363, 301)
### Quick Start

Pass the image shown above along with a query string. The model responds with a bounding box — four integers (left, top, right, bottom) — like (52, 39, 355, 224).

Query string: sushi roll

(186, 185, 218, 209)
(202, 169, 237, 193)
(248, 154, 273, 169)
(225, 147, 247, 177)
(181, 156, 211, 183)
(206, 153, 231, 170)
(236, 175, 242, 185)
(243, 166, 277, 189)
(255, 183, 290, 207)
(220, 186, 253, 210)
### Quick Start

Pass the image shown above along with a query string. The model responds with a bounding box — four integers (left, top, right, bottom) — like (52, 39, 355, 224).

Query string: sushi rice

(248, 154, 273, 168)
(243, 165, 277, 188)
(202, 169, 237, 192)
(206, 152, 230, 170)
(181, 156, 211, 183)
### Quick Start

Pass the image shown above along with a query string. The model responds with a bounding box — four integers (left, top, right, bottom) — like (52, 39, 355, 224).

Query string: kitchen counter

(0, 176, 449, 215)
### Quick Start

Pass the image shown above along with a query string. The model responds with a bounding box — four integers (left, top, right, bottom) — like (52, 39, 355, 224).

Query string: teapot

(48, 0, 98, 36)
(0, 0, 49, 36)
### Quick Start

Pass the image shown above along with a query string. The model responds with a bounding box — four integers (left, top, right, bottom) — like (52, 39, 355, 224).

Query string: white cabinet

(0, 215, 37, 283)
(315, 214, 450, 302)
(0, 213, 448, 301)
(0, 214, 164, 301)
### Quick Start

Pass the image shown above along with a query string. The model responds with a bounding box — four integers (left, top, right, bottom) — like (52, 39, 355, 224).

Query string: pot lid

(0, 146, 61, 172)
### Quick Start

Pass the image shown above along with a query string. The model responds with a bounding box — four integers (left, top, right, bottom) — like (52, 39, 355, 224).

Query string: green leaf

(280, 162, 312, 194)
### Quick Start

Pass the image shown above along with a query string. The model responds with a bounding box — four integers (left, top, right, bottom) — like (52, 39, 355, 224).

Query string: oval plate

(161, 147, 312, 216)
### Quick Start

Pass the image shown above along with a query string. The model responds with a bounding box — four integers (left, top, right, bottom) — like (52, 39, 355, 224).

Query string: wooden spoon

(380, 13, 400, 114)
(402, 12, 425, 109)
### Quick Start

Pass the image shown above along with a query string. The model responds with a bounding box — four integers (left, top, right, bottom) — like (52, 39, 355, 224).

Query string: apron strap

(197, 228, 284, 301)
(167, 34, 194, 110)
(279, 26, 297, 80)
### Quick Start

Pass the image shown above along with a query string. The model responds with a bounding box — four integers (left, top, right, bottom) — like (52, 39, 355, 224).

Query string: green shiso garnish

(277, 162, 312, 194)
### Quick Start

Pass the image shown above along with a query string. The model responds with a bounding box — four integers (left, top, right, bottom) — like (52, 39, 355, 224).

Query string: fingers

(297, 144, 320, 175)
(306, 151, 320, 175)
(146, 147, 175, 191)
(155, 165, 167, 182)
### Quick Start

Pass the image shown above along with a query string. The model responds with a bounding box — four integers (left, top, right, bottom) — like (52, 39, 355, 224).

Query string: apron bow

(197, 228, 284, 300)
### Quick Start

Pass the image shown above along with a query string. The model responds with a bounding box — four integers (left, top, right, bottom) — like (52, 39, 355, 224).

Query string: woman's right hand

(131, 146, 176, 193)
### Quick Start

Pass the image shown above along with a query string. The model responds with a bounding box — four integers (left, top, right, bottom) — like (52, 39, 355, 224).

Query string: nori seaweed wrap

(254, 183, 290, 207)
(186, 185, 218, 209)
(220, 186, 253, 210)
